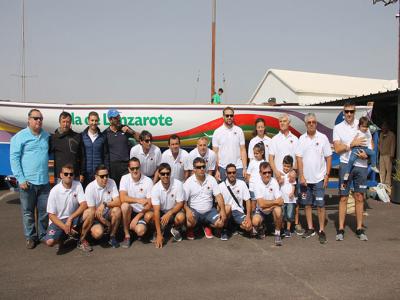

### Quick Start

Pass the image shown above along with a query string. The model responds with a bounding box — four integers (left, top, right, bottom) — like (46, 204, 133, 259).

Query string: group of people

(10, 103, 377, 252)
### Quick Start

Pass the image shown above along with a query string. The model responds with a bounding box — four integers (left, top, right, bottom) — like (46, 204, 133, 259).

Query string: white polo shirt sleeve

(84, 182, 97, 207)
(119, 174, 129, 192)
(46, 186, 58, 215)
(322, 135, 333, 157)
(332, 124, 341, 143)
(109, 179, 119, 199)
(238, 129, 245, 146)
(210, 176, 221, 196)
(212, 128, 221, 148)
(155, 146, 162, 166)
(208, 150, 217, 171)
(151, 184, 161, 206)
(76, 182, 86, 204)
(175, 180, 185, 202)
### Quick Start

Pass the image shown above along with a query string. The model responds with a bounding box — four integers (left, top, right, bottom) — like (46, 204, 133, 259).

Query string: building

(249, 69, 397, 105)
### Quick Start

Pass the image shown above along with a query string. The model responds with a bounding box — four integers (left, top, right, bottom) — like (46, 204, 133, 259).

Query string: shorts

(249, 190, 256, 201)
(339, 163, 368, 196)
(44, 217, 80, 241)
(299, 180, 325, 208)
(131, 211, 147, 226)
(283, 203, 295, 222)
(190, 207, 220, 226)
(253, 206, 271, 221)
(93, 207, 112, 225)
(231, 209, 246, 225)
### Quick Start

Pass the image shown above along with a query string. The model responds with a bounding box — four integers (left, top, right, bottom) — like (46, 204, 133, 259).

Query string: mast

(211, 0, 216, 98)
(21, 0, 26, 102)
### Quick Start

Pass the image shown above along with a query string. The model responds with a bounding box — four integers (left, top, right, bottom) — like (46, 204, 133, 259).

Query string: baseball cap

(107, 109, 121, 119)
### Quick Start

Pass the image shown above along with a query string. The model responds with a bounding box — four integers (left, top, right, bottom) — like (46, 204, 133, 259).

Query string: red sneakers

(203, 226, 213, 239)
(186, 228, 195, 240)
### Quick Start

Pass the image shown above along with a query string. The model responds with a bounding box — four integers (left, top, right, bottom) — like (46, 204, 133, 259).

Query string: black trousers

(110, 160, 129, 188)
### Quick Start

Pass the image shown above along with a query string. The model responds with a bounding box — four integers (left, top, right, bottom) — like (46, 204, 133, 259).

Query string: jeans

(19, 183, 50, 241)
(344, 146, 376, 176)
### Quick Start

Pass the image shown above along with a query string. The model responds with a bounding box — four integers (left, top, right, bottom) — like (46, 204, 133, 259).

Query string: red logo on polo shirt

(269, 188, 273, 192)
(108, 191, 111, 194)
(151, 158, 154, 161)
(207, 186, 210, 190)
(234, 132, 237, 135)
(236, 190, 240, 194)
(73, 193, 77, 198)
(290, 140, 293, 143)
(316, 142, 319, 146)
(171, 194, 175, 198)
(140, 188, 143, 192)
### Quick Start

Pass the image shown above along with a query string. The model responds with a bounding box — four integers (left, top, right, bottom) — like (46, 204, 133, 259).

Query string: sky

(0, 0, 398, 104)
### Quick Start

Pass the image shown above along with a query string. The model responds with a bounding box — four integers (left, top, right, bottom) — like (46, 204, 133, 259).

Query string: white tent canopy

(249, 69, 397, 105)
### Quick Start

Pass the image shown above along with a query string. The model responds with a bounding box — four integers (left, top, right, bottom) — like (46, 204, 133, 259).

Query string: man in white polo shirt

(184, 157, 226, 240)
(333, 102, 369, 241)
(253, 162, 284, 246)
(120, 157, 154, 248)
(130, 130, 162, 179)
(296, 113, 332, 244)
(85, 164, 122, 248)
(155, 134, 189, 182)
(212, 106, 247, 182)
(269, 113, 303, 235)
(151, 163, 185, 248)
(44, 164, 92, 252)
(219, 163, 252, 240)
(186, 136, 217, 175)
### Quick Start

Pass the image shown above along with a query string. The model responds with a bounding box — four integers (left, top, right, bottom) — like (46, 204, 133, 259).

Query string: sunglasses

(307, 121, 316, 125)
(97, 174, 109, 179)
(143, 139, 152, 143)
(262, 171, 273, 175)
(224, 114, 234, 118)
(63, 172, 74, 177)
(227, 171, 236, 175)
(195, 165, 206, 170)
(129, 166, 140, 171)
(160, 172, 170, 177)
(31, 116, 43, 121)
(344, 110, 355, 114)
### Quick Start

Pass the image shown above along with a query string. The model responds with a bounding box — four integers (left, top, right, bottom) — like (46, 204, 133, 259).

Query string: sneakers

(170, 227, 183, 242)
(318, 231, 327, 244)
(274, 234, 282, 246)
(256, 226, 265, 239)
(356, 229, 368, 241)
(121, 237, 131, 248)
(186, 228, 195, 240)
(336, 229, 345, 241)
(303, 229, 316, 239)
(220, 229, 229, 241)
(371, 166, 380, 173)
(284, 229, 292, 238)
(77, 239, 93, 252)
(108, 236, 120, 248)
(295, 224, 305, 236)
(26, 239, 36, 249)
(203, 226, 213, 239)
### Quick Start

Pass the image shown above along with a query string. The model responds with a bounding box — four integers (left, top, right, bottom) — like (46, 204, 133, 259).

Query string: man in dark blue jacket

(81, 111, 106, 188)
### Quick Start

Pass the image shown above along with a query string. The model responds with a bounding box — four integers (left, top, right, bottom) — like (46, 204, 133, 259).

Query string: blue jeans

(19, 183, 50, 241)
(344, 146, 376, 176)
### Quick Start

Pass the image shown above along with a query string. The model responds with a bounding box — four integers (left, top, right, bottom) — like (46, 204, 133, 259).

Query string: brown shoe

(26, 239, 36, 249)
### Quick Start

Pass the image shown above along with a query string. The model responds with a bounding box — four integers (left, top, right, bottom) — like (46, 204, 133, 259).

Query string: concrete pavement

(0, 190, 400, 299)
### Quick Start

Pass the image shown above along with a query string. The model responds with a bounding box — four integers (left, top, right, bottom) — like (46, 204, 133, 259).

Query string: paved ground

(0, 190, 400, 299)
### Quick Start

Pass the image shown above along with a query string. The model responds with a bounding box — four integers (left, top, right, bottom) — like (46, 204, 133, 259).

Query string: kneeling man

(184, 157, 226, 240)
(152, 163, 185, 248)
(44, 164, 92, 252)
(85, 164, 122, 248)
(120, 157, 154, 248)
(252, 162, 284, 246)
(219, 163, 252, 240)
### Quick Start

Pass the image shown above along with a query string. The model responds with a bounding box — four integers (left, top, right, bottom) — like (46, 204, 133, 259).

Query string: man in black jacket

(50, 112, 84, 182)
